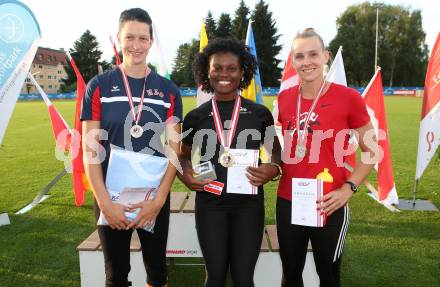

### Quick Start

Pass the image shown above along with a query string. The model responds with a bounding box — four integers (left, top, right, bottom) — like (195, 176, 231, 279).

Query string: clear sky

(20, 0, 438, 71)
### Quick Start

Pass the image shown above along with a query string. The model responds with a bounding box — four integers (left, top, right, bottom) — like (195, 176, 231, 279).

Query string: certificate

(118, 187, 157, 232)
(118, 187, 156, 206)
(226, 149, 259, 195)
(291, 178, 326, 227)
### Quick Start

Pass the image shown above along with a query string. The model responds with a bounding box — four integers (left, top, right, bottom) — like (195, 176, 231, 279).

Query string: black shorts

(276, 197, 349, 287)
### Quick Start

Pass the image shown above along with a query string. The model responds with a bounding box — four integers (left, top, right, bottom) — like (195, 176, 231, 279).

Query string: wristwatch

(269, 163, 282, 181)
(345, 181, 358, 193)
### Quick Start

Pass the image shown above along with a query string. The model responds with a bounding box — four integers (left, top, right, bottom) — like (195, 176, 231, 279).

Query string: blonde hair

(293, 28, 325, 50)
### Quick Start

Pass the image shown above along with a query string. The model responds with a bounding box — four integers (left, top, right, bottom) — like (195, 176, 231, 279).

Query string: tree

(329, 2, 429, 86)
(171, 39, 199, 87)
(171, 1, 284, 88)
(231, 0, 250, 41)
(251, 0, 282, 86)
(205, 11, 217, 39)
(216, 13, 232, 39)
(61, 30, 109, 92)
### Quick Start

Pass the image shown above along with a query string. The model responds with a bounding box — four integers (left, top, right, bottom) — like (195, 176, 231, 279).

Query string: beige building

(21, 47, 68, 94)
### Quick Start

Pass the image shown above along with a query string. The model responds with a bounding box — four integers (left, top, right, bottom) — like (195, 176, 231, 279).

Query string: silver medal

(295, 144, 307, 159)
(130, 124, 143, 138)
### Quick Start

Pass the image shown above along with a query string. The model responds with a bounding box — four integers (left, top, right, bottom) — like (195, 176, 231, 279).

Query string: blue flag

(242, 21, 263, 104)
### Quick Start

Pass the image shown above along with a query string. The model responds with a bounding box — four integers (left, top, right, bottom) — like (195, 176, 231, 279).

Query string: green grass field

(0, 96, 439, 287)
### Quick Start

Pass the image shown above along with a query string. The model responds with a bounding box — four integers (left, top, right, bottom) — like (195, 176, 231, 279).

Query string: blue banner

(0, 0, 40, 88)
(17, 87, 424, 101)
(0, 0, 41, 144)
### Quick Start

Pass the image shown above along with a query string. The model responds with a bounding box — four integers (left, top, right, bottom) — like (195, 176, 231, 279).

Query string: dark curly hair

(193, 38, 258, 93)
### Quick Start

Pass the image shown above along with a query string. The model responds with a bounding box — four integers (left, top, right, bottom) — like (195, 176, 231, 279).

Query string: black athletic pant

(195, 202, 265, 287)
(94, 197, 170, 287)
(276, 197, 349, 287)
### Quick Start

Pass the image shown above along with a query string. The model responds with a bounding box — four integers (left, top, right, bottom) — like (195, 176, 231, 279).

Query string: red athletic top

(277, 83, 370, 201)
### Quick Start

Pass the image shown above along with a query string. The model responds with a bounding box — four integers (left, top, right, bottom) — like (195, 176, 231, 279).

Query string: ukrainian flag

(242, 21, 263, 104)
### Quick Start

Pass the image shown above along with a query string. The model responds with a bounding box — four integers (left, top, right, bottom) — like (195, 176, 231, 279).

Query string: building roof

(33, 47, 67, 66)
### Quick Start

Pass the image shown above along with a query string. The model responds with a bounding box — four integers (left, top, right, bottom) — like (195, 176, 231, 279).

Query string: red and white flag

(28, 73, 72, 151)
(66, 52, 88, 206)
(363, 68, 399, 205)
(279, 50, 299, 92)
(415, 32, 440, 180)
(204, 180, 224, 195)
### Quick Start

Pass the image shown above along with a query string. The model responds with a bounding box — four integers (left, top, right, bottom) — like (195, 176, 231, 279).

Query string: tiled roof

(33, 47, 67, 66)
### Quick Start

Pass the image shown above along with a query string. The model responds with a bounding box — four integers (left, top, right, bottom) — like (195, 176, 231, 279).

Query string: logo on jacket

(240, 107, 250, 114)
(111, 85, 120, 92)
(146, 89, 164, 97)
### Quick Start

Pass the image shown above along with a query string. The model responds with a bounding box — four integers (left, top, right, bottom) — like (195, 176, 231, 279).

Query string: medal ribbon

(295, 81, 327, 145)
(211, 96, 241, 149)
(119, 65, 148, 124)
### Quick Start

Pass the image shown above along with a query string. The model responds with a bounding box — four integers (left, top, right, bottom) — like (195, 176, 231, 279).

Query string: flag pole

(109, 35, 121, 65)
(412, 178, 419, 206)
(16, 169, 68, 214)
(374, 7, 379, 71)
(344, 162, 399, 212)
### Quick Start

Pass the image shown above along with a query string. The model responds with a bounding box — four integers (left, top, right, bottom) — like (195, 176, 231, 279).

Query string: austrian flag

(66, 52, 88, 206)
(204, 181, 224, 195)
(363, 68, 399, 205)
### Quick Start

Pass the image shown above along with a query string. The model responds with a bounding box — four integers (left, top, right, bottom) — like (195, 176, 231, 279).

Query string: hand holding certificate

(291, 178, 326, 227)
(119, 187, 157, 232)
(98, 145, 169, 232)
(226, 149, 259, 195)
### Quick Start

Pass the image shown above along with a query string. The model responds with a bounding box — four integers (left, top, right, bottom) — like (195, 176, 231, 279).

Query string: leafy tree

(61, 30, 109, 92)
(329, 2, 429, 86)
(171, 1, 284, 88)
(171, 43, 191, 86)
(216, 13, 232, 39)
(205, 11, 217, 39)
(251, 0, 282, 86)
(231, 0, 250, 41)
(171, 39, 199, 87)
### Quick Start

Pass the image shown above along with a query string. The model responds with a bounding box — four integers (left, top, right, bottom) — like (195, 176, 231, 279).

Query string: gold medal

(219, 148, 235, 168)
